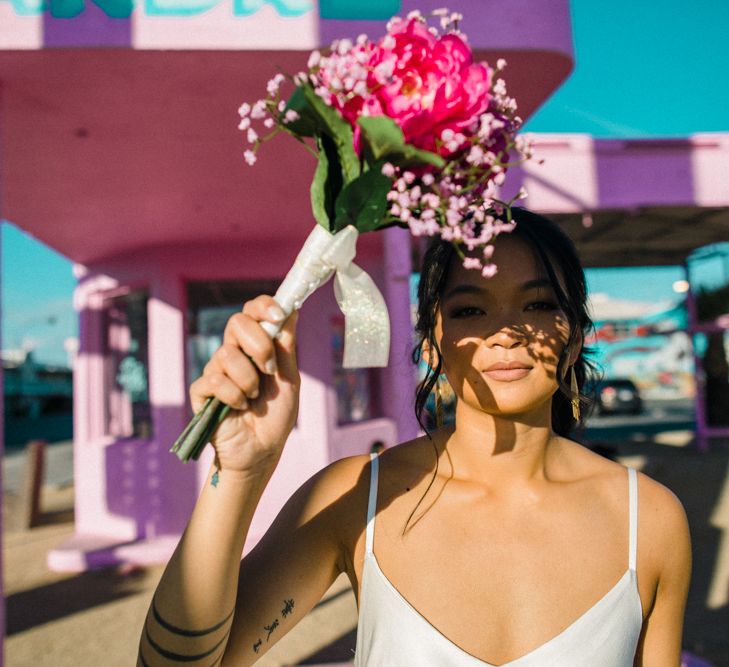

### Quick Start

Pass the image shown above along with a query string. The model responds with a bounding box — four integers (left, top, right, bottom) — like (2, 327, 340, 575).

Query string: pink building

(0, 0, 575, 576)
(1, 7, 728, 659)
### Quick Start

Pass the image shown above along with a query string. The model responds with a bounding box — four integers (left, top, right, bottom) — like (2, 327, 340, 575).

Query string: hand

(189, 295, 300, 474)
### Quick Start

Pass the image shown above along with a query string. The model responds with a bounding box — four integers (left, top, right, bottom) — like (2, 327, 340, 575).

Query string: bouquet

(171, 8, 533, 462)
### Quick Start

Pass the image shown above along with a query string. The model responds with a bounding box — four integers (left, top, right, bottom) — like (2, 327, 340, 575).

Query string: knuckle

(203, 358, 220, 376)
(242, 294, 273, 315)
(225, 312, 248, 336)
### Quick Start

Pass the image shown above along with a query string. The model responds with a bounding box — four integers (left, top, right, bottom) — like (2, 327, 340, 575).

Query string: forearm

(139, 460, 277, 666)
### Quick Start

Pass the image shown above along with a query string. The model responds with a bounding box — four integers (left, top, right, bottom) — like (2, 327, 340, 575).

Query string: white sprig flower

(251, 101, 267, 119)
(307, 50, 321, 69)
(381, 162, 396, 178)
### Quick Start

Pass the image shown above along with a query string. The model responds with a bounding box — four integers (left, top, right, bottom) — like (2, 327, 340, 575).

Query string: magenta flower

(319, 16, 492, 160)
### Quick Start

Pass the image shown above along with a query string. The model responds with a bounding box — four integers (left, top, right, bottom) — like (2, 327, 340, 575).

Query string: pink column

(381, 226, 420, 442)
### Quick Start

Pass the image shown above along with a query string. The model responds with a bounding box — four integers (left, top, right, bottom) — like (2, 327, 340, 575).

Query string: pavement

(3, 422, 729, 666)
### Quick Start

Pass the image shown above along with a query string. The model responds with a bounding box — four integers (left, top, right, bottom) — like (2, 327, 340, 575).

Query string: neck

(440, 400, 559, 488)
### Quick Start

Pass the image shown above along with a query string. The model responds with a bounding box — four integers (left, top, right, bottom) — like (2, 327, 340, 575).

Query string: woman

(139, 209, 691, 666)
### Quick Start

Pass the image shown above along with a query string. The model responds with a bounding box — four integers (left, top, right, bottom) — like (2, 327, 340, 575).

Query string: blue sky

(3, 0, 729, 366)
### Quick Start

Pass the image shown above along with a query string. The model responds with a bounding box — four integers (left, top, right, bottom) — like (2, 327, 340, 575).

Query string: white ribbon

(260, 224, 390, 368)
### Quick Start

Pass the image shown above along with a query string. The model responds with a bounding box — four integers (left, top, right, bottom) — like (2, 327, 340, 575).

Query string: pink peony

(317, 16, 492, 157)
(324, 17, 492, 158)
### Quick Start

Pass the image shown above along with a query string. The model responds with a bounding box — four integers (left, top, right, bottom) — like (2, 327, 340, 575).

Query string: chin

(461, 390, 554, 420)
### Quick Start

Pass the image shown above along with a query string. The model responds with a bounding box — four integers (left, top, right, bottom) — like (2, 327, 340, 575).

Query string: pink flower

(244, 150, 257, 166)
(481, 263, 498, 278)
(381, 162, 396, 177)
(462, 257, 482, 270)
(316, 16, 492, 159)
(251, 101, 267, 119)
(362, 17, 491, 157)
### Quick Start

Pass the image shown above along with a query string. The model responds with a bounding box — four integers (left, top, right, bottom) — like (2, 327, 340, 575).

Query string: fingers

(224, 296, 286, 376)
(190, 370, 248, 414)
(190, 295, 294, 412)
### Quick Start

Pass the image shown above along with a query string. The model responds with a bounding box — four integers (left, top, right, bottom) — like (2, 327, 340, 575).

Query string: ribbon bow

(261, 224, 390, 368)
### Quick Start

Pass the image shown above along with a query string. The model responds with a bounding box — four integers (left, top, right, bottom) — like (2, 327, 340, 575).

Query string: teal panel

(319, 0, 399, 20)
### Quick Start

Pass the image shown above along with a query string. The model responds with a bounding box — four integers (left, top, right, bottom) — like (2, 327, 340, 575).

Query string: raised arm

(137, 296, 363, 666)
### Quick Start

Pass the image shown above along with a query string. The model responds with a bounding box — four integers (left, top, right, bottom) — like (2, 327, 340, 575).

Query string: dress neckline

(365, 551, 638, 667)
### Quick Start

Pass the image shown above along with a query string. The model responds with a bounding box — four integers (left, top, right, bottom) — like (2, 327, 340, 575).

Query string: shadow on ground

(6, 565, 152, 635)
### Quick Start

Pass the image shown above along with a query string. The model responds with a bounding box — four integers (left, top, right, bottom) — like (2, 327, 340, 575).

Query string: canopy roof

(550, 206, 729, 268)
(0, 0, 575, 266)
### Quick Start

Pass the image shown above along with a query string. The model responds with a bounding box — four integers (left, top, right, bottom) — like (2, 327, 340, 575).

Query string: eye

(525, 300, 558, 312)
(450, 305, 486, 318)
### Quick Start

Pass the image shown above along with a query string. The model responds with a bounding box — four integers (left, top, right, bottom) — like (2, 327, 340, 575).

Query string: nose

(486, 327, 526, 349)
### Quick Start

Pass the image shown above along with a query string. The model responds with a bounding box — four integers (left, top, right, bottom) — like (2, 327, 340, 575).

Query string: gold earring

(570, 366, 580, 421)
(435, 375, 444, 429)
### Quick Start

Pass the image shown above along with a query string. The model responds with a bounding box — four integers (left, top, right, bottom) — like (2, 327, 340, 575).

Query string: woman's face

(433, 235, 572, 420)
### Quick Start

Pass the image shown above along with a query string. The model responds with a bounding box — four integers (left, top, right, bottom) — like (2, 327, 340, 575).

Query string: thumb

(274, 310, 299, 381)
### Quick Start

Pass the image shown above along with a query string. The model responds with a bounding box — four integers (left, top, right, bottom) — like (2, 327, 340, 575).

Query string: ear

(421, 339, 439, 370)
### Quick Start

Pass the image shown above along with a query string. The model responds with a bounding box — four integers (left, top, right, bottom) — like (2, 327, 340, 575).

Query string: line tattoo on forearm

(151, 597, 234, 637)
(144, 622, 228, 662)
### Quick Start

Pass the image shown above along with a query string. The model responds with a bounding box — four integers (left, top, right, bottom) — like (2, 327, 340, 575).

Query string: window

(331, 315, 378, 425)
(186, 280, 280, 388)
(103, 289, 152, 439)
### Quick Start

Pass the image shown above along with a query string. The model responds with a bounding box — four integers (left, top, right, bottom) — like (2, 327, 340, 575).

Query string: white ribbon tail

(334, 263, 390, 368)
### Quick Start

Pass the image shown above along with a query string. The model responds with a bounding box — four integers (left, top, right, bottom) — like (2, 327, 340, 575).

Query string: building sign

(2, 0, 399, 18)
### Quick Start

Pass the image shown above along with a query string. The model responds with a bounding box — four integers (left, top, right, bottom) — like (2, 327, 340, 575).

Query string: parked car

(593, 378, 643, 415)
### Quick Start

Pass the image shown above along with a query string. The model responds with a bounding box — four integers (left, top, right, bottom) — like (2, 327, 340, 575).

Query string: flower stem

(170, 397, 231, 462)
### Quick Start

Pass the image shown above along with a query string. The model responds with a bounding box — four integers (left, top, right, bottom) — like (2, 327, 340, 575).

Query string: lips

(483, 361, 533, 382)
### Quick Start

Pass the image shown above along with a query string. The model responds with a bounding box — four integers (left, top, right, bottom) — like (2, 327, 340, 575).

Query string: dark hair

(412, 207, 596, 437)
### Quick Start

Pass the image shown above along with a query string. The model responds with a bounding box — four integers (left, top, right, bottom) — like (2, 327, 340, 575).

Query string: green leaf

(310, 134, 342, 230)
(357, 116, 405, 164)
(356, 116, 446, 169)
(283, 86, 319, 137)
(333, 167, 393, 233)
(299, 85, 360, 183)
(399, 145, 446, 169)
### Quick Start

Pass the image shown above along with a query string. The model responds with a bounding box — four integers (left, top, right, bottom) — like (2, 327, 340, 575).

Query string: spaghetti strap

(365, 453, 380, 555)
(628, 467, 638, 571)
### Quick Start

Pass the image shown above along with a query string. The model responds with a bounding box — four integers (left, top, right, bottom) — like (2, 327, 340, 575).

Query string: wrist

(208, 453, 280, 484)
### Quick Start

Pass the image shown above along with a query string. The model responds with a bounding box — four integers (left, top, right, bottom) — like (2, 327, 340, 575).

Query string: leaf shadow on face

(444, 316, 570, 457)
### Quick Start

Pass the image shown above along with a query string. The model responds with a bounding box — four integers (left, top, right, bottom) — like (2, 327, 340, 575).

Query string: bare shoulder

(633, 467, 691, 571)
(304, 452, 373, 524)
(312, 436, 434, 508)
(554, 438, 689, 529)
(556, 437, 691, 575)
